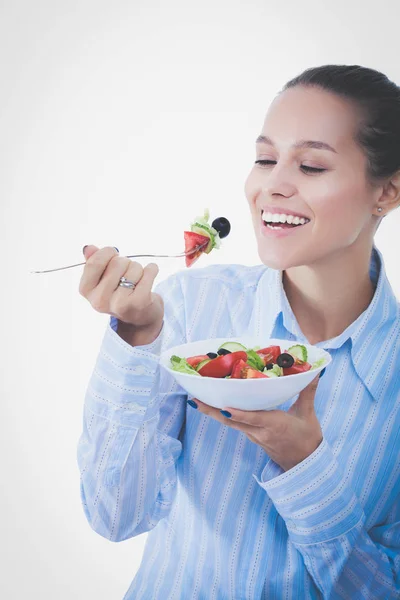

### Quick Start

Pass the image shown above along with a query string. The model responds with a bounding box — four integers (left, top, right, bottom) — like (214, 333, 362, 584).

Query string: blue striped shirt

(77, 243, 400, 599)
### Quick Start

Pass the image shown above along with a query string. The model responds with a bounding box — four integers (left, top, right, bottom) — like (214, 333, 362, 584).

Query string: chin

(256, 242, 309, 271)
(259, 256, 295, 271)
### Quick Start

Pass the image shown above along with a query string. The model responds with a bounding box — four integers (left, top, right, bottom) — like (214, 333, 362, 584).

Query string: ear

(376, 170, 400, 215)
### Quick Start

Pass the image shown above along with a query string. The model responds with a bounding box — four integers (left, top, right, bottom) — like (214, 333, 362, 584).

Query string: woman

(77, 64, 400, 599)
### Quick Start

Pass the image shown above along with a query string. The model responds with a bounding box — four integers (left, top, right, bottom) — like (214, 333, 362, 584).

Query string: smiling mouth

(261, 211, 311, 230)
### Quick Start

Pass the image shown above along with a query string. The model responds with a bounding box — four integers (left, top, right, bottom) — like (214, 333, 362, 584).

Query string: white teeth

(262, 211, 310, 225)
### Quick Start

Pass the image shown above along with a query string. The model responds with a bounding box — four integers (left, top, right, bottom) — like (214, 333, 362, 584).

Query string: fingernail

(187, 399, 198, 409)
(220, 410, 232, 418)
(319, 368, 326, 379)
(82, 245, 88, 255)
(114, 247, 119, 253)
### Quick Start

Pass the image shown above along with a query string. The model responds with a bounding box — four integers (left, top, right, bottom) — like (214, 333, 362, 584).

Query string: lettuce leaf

(310, 357, 327, 370)
(245, 349, 265, 371)
(170, 355, 201, 376)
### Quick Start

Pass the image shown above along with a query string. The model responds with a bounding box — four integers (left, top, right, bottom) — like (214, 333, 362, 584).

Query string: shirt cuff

(84, 318, 166, 427)
(252, 439, 364, 545)
(110, 316, 164, 356)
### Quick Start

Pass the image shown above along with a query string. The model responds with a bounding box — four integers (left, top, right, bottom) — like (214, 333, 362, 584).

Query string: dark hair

(280, 64, 400, 186)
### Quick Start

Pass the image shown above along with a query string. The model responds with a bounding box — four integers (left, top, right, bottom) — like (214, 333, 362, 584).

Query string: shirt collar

(248, 244, 399, 402)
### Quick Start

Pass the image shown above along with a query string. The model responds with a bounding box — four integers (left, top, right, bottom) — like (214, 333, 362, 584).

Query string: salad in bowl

(159, 337, 331, 410)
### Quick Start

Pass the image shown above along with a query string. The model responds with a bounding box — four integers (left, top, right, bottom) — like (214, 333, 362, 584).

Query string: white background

(1, 1, 399, 598)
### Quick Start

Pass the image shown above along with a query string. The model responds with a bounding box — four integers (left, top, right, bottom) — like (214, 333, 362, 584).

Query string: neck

(282, 240, 377, 345)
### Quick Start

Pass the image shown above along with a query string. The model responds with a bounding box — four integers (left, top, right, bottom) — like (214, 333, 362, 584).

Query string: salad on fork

(31, 208, 231, 274)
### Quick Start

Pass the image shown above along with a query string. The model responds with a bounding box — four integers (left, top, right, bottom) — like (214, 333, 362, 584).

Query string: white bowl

(160, 336, 332, 411)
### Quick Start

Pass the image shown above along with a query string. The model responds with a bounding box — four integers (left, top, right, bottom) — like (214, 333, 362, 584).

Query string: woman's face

(245, 85, 382, 270)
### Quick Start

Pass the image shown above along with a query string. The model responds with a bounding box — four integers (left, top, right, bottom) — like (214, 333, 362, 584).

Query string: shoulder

(379, 308, 400, 405)
(176, 263, 268, 291)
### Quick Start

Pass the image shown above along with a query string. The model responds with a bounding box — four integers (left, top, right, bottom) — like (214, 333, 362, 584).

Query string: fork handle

(30, 246, 203, 274)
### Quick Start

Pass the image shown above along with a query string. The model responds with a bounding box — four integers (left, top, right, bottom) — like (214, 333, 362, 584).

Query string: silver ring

(118, 276, 136, 289)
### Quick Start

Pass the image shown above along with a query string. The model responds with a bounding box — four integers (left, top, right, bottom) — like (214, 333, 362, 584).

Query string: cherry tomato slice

(186, 355, 210, 368)
(256, 345, 281, 365)
(231, 358, 247, 379)
(282, 361, 312, 376)
(231, 358, 268, 379)
(198, 351, 248, 378)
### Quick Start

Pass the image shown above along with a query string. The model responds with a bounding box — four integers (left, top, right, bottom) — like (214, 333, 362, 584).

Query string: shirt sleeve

(253, 439, 400, 599)
(76, 271, 188, 542)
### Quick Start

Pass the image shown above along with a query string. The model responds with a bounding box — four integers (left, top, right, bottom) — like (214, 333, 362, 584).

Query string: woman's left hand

(190, 374, 323, 472)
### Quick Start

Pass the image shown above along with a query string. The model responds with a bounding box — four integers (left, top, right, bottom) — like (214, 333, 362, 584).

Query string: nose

(261, 163, 297, 198)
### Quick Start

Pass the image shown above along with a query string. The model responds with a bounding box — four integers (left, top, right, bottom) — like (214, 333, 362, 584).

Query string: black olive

(265, 363, 274, 370)
(276, 353, 295, 368)
(217, 348, 231, 355)
(211, 217, 231, 239)
(206, 352, 218, 359)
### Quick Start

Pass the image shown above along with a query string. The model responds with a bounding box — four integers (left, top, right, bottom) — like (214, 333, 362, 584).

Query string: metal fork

(30, 243, 209, 274)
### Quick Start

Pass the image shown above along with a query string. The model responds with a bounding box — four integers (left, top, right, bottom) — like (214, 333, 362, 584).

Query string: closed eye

(255, 160, 326, 174)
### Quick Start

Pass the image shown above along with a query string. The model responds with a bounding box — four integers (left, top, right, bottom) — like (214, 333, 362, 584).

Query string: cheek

(244, 170, 257, 203)
(310, 181, 368, 243)
(311, 178, 365, 220)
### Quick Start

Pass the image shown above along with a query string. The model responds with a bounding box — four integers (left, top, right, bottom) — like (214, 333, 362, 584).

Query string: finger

(128, 263, 160, 305)
(93, 257, 143, 307)
(219, 406, 282, 428)
(290, 374, 320, 416)
(110, 262, 161, 324)
(79, 246, 119, 297)
(82, 244, 99, 260)
(192, 399, 258, 435)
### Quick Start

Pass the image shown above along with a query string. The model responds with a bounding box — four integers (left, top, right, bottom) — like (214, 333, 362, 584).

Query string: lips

(261, 208, 311, 220)
(259, 211, 311, 238)
(261, 211, 311, 226)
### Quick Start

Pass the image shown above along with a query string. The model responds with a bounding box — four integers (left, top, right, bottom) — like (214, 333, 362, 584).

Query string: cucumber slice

(217, 341, 248, 353)
(190, 209, 221, 251)
(286, 344, 308, 362)
(196, 358, 211, 371)
(190, 224, 216, 254)
(191, 223, 211, 236)
(191, 225, 213, 254)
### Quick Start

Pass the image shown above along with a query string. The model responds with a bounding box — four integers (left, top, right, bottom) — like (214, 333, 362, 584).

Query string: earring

(377, 207, 383, 212)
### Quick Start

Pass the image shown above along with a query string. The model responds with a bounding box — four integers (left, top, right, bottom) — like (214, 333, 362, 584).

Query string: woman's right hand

(79, 245, 164, 336)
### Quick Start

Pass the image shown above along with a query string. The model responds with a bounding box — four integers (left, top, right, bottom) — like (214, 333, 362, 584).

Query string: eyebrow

(255, 135, 338, 154)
